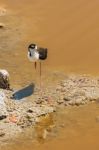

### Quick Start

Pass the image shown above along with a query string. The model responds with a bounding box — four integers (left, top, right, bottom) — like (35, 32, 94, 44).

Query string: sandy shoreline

(0, 73, 99, 146)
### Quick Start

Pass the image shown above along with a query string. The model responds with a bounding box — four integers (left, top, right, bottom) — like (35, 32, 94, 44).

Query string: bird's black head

(28, 44, 37, 51)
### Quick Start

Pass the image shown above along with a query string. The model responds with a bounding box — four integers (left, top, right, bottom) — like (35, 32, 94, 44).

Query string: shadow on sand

(12, 83, 35, 100)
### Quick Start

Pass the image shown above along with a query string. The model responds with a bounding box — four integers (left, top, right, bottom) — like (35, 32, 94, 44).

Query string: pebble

(57, 99, 64, 104)
(63, 96, 71, 101)
(0, 115, 7, 120)
(27, 109, 33, 113)
(75, 100, 84, 106)
(0, 131, 5, 137)
(0, 23, 5, 29)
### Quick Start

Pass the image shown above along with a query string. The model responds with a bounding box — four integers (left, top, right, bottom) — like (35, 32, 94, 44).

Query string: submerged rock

(0, 23, 5, 29)
(0, 7, 7, 16)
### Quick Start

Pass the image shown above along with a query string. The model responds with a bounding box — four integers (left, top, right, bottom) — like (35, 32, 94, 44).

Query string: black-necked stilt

(28, 43, 48, 97)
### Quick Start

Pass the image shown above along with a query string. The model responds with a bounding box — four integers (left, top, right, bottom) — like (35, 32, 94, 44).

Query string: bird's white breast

(28, 50, 39, 62)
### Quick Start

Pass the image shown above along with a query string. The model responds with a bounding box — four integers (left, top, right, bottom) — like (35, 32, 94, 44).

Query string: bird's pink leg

(40, 61, 42, 99)
(34, 62, 37, 70)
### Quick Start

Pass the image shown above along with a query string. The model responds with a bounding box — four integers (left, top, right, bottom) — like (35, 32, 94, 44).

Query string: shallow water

(2, 102, 99, 150)
(0, 0, 99, 86)
(0, 0, 99, 149)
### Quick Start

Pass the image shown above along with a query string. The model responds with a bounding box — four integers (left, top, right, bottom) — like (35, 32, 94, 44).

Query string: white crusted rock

(0, 91, 7, 116)
(0, 70, 10, 89)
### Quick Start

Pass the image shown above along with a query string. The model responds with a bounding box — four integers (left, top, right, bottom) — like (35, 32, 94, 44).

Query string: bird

(28, 43, 47, 68)
(28, 43, 48, 97)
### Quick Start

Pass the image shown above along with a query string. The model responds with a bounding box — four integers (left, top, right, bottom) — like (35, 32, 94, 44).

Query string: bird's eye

(31, 45, 35, 49)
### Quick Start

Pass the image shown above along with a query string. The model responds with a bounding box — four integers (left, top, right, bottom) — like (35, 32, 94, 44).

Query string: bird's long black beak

(34, 62, 37, 69)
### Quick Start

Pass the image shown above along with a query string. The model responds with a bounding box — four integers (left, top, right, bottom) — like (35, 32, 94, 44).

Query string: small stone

(63, 97, 71, 101)
(57, 99, 64, 104)
(27, 109, 33, 113)
(75, 100, 82, 106)
(0, 23, 5, 29)
(0, 132, 5, 137)
(26, 114, 35, 123)
(68, 101, 75, 106)
(0, 115, 7, 120)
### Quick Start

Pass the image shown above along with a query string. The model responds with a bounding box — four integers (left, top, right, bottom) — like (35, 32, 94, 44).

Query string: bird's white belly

(28, 51, 39, 62)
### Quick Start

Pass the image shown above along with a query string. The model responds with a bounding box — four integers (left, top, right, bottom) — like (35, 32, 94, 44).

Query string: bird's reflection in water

(35, 113, 54, 143)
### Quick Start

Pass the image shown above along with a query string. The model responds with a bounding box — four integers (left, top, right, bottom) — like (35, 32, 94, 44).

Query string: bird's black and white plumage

(28, 43, 48, 99)
(28, 44, 47, 62)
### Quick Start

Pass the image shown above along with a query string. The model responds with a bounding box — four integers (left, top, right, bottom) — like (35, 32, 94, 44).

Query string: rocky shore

(0, 72, 99, 144)
(55, 75, 99, 106)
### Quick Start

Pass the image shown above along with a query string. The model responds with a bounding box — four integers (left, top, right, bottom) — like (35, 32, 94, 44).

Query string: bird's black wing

(38, 47, 48, 60)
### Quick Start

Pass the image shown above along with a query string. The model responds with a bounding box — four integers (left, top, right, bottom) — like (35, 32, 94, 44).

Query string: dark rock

(0, 70, 10, 89)
(27, 109, 33, 113)
(0, 115, 7, 120)
(0, 23, 5, 29)
(0, 132, 5, 137)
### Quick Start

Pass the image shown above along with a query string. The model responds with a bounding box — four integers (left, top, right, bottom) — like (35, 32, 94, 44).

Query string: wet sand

(0, 0, 99, 149)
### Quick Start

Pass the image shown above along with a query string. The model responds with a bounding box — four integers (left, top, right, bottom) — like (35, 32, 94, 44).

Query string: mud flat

(0, 74, 99, 145)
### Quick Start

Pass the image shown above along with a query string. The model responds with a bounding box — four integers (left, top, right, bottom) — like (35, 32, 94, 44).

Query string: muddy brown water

(0, 0, 99, 149)
(2, 103, 99, 150)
